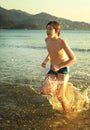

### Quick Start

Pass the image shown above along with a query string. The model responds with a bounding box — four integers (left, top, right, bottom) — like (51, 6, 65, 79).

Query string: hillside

(0, 6, 90, 30)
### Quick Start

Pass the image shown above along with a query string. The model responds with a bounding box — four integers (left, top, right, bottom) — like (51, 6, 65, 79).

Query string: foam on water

(46, 78, 90, 112)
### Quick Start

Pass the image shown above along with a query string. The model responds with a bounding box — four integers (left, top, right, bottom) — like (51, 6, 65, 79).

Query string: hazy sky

(0, 0, 90, 23)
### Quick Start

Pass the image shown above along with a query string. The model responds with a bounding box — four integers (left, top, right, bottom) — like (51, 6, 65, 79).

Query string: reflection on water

(0, 84, 90, 130)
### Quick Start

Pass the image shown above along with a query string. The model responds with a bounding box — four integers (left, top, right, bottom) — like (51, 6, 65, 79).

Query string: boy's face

(46, 25, 56, 37)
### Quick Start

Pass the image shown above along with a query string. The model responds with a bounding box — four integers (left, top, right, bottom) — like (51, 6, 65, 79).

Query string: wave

(0, 44, 90, 52)
(0, 44, 46, 50)
(73, 48, 90, 52)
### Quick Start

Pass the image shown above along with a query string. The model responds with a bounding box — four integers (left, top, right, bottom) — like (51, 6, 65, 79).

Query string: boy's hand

(41, 62, 46, 68)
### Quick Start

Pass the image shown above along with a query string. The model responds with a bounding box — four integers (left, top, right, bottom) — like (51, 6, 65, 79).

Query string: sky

(0, 0, 90, 23)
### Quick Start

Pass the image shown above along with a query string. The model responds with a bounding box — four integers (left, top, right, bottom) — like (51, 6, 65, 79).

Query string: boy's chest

(47, 41, 63, 52)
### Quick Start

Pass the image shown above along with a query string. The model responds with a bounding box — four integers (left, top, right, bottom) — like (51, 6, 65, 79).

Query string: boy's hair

(46, 21, 61, 36)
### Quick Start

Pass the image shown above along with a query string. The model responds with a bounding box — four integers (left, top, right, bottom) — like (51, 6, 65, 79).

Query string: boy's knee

(57, 94, 63, 102)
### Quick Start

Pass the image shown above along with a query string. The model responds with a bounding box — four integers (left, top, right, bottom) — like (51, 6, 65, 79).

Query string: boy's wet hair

(46, 21, 61, 36)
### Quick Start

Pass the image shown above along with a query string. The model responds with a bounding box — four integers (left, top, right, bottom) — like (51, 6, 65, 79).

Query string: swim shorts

(47, 66, 69, 75)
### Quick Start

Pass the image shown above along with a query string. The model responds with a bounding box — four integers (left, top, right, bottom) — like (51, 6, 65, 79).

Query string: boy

(41, 21, 76, 112)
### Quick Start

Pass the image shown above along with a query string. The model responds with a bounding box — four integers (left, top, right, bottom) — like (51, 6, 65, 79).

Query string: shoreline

(0, 84, 90, 130)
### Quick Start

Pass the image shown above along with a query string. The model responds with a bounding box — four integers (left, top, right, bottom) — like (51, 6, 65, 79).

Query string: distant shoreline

(0, 29, 90, 31)
(0, 6, 90, 30)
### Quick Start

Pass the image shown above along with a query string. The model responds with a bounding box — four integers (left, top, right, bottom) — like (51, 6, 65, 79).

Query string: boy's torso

(46, 38, 67, 66)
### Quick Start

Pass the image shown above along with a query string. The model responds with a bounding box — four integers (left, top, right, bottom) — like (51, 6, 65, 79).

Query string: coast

(0, 83, 90, 130)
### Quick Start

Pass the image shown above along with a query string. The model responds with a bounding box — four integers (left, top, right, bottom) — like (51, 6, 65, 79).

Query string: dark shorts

(47, 66, 69, 75)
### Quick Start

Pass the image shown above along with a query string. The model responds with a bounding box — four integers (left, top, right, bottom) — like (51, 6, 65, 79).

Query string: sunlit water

(0, 29, 90, 111)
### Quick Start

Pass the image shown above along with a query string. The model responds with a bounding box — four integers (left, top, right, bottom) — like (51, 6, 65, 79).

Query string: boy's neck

(48, 34, 59, 39)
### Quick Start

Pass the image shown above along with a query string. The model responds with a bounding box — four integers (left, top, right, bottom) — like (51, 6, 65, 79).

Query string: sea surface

(0, 29, 90, 89)
(0, 29, 90, 129)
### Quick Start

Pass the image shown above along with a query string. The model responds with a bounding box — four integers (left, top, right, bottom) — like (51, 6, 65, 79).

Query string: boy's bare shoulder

(58, 37, 64, 42)
(59, 38, 72, 52)
(58, 37, 66, 45)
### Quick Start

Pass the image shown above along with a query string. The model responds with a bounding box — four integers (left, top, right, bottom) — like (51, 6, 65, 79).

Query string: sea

(0, 29, 90, 89)
(0, 29, 90, 129)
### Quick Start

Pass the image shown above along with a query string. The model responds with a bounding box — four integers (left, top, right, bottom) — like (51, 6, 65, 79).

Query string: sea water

(0, 29, 90, 111)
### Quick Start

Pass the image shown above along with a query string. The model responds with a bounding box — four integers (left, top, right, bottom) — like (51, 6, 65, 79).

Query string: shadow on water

(0, 84, 90, 130)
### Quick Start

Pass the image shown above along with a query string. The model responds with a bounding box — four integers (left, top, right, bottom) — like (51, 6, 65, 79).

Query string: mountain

(0, 6, 90, 30)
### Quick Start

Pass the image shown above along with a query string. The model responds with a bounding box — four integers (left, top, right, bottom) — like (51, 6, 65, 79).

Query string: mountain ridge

(0, 6, 90, 30)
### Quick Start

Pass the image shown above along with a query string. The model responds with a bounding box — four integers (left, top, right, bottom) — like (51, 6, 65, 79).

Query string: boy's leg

(40, 74, 57, 95)
(57, 74, 70, 112)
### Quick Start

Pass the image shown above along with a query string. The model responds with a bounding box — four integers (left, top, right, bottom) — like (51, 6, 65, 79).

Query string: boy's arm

(41, 54, 50, 68)
(60, 40, 76, 68)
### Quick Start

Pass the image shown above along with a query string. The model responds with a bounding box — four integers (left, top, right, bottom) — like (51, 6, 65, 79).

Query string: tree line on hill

(0, 6, 90, 30)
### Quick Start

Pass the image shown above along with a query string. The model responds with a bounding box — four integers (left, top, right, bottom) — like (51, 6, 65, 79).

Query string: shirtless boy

(41, 21, 76, 112)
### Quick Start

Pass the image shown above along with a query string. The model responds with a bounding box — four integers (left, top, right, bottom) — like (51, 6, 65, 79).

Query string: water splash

(46, 79, 90, 112)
